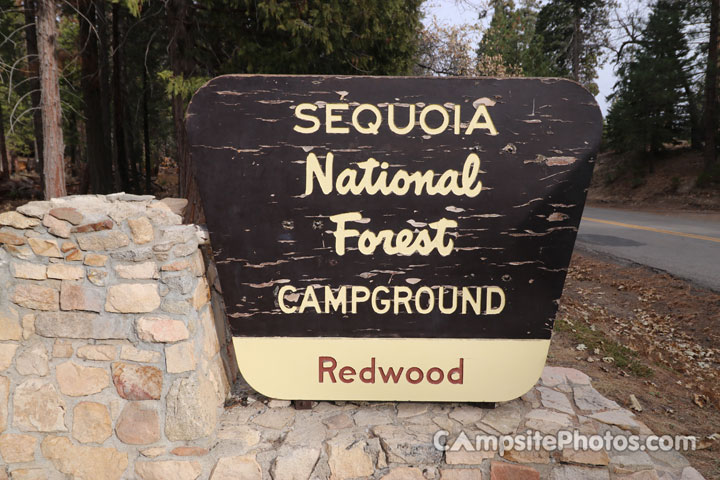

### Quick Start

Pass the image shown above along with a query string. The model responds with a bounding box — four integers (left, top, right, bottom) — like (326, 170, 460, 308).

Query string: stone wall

(0, 194, 235, 479)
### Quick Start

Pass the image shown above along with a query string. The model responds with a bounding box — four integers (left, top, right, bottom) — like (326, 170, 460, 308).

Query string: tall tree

(78, 0, 113, 193)
(165, 0, 192, 200)
(477, 0, 542, 75)
(142, 63, 151, 194)
(36, 0, 66, 198)
(112, 2, 130, 192)
(23, 0, 43, 175)
(0, 99, 10, 179)
(532, 0, 612, 94)
(704, 0, 719, 170)
(606, 0, 693, 158)
(96, 0, 114, 190)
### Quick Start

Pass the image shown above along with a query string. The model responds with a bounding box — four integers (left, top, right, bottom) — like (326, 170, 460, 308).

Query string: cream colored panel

(233, 337, 550, 402)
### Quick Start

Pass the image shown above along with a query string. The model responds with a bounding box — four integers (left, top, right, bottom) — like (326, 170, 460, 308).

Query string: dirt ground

(553, 250, 720, 479)
(588, 149, 720, 212)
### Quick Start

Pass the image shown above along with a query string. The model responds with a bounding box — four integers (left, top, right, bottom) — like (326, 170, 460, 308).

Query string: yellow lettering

(429, 219, 457, 256)
(324, 286, 347, 314)
(358, 230, 381, 255)
(462, 287, 482, 314)
(304, 151, 484, 199)
(393, 286, 413, 314)
(388, 104, 415, 134)
(485, 286, 506, 314)
(420, 104, 450, 135)
(293, 103, 320, 134)
(350, 286, 371, 313)
(336, 168, 358, 195)
(465, 105, 498, 135)
(278, 285, 297, 313)
(351, 104, 381, 134)
(371, 286, 391, 313)
(299, 286, 321, 313)
(454, 104, 461, 135)
(304, 152, 334, 195)
(329, 212, 361, 255)
(386, 169, 411, 196)
(415, 286, 434, 314)
(326, 103, 349, 134)
(438, 286, 458, 314)
(330, 214, 456, 257)
(461, 153, 483, 197)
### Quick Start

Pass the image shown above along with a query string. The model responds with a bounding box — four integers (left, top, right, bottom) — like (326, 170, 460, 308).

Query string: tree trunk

(36, 0, 66, 198)
(23, 0, 43, 177)
(79, 0, 113, 193)
(571, 1, 581, 82)
(167, 0, 189, 196)
(96, 0, 116, 191)
(683, 82, 702, 150)
(112, 2, 130, 192)
(167, 0, 203, 222)
(704, 0, 719, 171)
(142, 64, 152, 194)
(0, 100, 10, 180)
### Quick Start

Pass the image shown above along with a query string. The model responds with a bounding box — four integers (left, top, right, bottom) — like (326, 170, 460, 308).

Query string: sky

(422, 0, 650, 116)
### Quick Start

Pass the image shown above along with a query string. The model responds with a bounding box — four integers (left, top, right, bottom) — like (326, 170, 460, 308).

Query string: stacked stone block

(0, 194, 233, 479)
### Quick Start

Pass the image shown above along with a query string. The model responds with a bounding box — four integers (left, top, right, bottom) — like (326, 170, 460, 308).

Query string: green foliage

(476, 0, 609, 91)
(119, 0, 142, 18)
(530, 0, 612, 93)
(477, 0, 543, 75)
(556, 316, 654, 378)
(0, 0, 34, 156)
(0, 83, 34, 157)
(606, 0, 693, 153)
(205, 0, 422, 76)
(157, 71, 209, 100)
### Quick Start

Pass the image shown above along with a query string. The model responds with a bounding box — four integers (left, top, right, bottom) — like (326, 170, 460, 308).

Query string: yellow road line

(582, 217, 720, 244)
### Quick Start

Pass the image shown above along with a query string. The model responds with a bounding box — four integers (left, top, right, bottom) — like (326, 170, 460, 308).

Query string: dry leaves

(560, 258, 720, 410)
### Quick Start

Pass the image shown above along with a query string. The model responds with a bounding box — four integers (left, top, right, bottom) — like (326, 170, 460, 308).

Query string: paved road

(576, 206, 720, 291)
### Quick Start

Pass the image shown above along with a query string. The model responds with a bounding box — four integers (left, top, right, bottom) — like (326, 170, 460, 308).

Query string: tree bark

(167, 0, 203, 222)
(112, 2, 130, 192)
(705, 0, 719, 170)
(571, 1, 581, 82)
(79, 0, 113, 193)
(36, 0, 66, 198)
(167, 0, 190, 195)
(683, 82, 702, 150)
(142, 63, 152, 194)
(0, 100, 10, 180)
(23, 0, 43, 177)
(96, 0, 116, 191)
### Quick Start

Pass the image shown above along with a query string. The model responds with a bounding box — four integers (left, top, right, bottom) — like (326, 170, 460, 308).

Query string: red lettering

(406, 367, 424, 384)
(319, 356, 337, 383)
(448, 358, 464, 384)
(360, 357, 376, 384)
(320, 357, 464, 385)
(426, 367, 444, 384)
(379, 366, 404, 383)
(339, 366, 356, 383)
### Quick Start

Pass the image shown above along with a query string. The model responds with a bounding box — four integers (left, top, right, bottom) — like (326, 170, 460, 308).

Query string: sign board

(187, 75, 602, 401)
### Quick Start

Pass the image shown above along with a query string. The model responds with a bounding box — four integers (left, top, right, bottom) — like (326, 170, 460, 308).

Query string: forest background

(0, 0, 718, 217)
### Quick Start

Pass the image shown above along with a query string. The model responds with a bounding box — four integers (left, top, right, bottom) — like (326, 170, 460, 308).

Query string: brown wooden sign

(187, 75, 602, 401)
